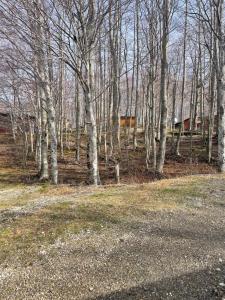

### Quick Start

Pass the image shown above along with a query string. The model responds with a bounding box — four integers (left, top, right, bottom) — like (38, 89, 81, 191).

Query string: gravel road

(1, 198, 225, 299)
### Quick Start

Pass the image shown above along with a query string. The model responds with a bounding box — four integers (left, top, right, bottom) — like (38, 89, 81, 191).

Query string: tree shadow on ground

(90, 263, 225, 300)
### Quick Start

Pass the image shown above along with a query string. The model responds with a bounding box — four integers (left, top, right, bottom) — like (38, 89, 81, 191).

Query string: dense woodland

(0, 0, 224, 185)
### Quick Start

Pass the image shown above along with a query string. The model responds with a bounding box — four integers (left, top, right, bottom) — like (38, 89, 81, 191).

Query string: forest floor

(0, 132, 225, 299)
(0, 131, 218, 185)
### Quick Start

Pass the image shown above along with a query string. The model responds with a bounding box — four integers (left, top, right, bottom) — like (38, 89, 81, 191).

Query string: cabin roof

(120, 115, 136, 119)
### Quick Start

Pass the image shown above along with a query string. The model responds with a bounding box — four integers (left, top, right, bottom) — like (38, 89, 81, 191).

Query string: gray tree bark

(156, 0, 169, 173)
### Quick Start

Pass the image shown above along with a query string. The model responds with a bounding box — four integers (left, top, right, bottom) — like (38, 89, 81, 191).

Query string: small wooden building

(120, 116, 136, 128)
(175, 117, 201, 131)
(175, 115, 217, 132)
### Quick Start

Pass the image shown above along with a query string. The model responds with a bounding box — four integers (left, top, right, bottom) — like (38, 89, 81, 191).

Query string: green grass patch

(86, 178, 207, 215)
(0, 200, 119, 264)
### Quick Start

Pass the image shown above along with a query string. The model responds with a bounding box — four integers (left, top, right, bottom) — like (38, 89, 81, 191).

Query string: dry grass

(38, 183, 76, 196)
(84, 175, 207, 214)
(0, 173, 224, 265)
(0, 201, 107, 265)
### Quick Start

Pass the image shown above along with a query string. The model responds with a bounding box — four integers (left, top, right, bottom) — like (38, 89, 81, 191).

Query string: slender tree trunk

(85, 88, 99, 185)
(207, 14, 216, 163)
(217, 0, 225, 171)
(39, 93, 49, 180)
(133, 0, 140, 149)
(109, 0, 121, 183)
(35, 0, 58, 184)
(75, 77, 81, 161)
(46, 85, 58, 184)
(156, 0, 169, 173)
(175, 0, 187, 155)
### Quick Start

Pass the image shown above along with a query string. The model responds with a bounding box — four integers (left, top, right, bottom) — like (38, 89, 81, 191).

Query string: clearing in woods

(0, 133, 225, 299)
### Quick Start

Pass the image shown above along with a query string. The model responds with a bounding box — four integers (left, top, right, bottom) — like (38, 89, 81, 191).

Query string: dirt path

(0, 175, 225, 299)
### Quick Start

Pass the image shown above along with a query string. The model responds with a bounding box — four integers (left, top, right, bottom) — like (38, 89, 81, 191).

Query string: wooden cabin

(183, 118, 201, 131)
(120, 116, 136, 128)
(175, 115, 217, 132)
(175, 117, 202, 131)
(174, 118, 192, 131)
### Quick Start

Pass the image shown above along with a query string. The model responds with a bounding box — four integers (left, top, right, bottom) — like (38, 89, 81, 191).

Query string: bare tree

(156, 0, 170, 173)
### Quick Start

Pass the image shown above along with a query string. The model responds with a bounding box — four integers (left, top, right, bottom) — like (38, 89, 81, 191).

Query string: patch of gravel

(1, 176, 225, 299)
(0, 194, 68, 222)
(185, 196, 204, 208)
(0, 186, 38, 201)
(0, 267, 13, 281)
(1, 206, 225, 299)
(0, 186, 96, 223)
